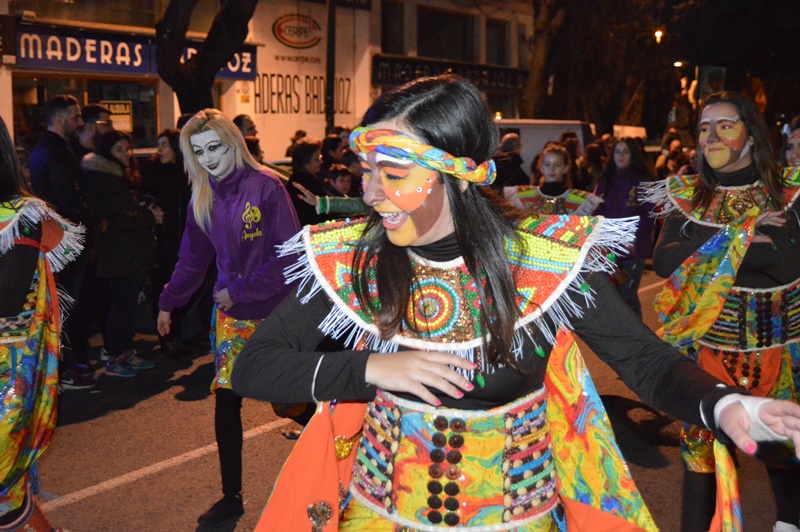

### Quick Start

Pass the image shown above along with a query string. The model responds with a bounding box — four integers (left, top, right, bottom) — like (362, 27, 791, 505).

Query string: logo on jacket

(242, 202, 263, 241)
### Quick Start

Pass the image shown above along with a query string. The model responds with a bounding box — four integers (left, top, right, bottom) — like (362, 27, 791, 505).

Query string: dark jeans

(103, 272, 146, 359)
(215, 388, 243, 497)
(616, 259, 645, 318)
(56, 250, 90, 367)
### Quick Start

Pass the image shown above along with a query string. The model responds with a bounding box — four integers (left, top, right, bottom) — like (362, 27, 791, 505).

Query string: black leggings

(215, 388, 243, 497)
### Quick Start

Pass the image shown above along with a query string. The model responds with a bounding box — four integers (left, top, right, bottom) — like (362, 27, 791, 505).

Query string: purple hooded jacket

(159, 165, 300, 321)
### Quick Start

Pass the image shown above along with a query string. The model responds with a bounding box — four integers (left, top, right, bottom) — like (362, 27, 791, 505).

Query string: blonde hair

(180, 109, 263, 232)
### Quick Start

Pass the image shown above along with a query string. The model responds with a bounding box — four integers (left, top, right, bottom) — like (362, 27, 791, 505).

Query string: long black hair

(597, 137, 653, 194)
(694, 92, 782, 210)
(0, 117, 32, 202)
(352, 74, 524, 368)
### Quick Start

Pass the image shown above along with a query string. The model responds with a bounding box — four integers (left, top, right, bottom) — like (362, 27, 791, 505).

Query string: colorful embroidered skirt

(341, 389, 565, 531)
(679, 282, 800, 472)
(209, 306, 260, 393)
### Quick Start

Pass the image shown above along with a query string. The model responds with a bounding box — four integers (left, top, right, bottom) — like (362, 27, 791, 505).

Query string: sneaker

(75, 362, 95, 377)
(120, 350, 155, 370)
(105, 360, 137, 378)
(197, 494, 244, 523)
(59, 368, 96, 390)
(99, 348, 109, 361)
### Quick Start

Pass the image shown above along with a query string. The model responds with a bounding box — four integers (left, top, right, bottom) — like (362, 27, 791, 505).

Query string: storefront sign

(15, 23, 257, 80)
(100, 100, 133, 132)
(272, 14, 322, 50)
(372, 54, 528, 93)
(253, 72, 353, 116)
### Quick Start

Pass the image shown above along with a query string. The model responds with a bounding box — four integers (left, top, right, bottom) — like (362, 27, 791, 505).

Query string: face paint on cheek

(407, 177, 446, 238)
(382, 167, 435, 211)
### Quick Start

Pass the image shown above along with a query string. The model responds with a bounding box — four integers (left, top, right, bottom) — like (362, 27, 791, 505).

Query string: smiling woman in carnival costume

(503, 143, 603, 216)
(642, 92, 800, 532)
(233, 76, 800, 531)
(1, 116, 83, 531)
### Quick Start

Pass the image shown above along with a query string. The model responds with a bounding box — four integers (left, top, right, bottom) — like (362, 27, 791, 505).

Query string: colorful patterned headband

(349, 126, 496, 186)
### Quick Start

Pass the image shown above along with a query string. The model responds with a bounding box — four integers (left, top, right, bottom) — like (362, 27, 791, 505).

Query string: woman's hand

(148, 204, 164, 225)
(365, 350, 476, 406)
(752, 211, 786, 244)
(718, 398, 800, 458)
(292, 182, 319, 207)
(214, 288, 234, 312)
(157, 310, 172, 336)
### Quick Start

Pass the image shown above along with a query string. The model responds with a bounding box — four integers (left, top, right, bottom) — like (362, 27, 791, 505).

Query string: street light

(674, 61, 684, 68)
(654, 30, 664, 44)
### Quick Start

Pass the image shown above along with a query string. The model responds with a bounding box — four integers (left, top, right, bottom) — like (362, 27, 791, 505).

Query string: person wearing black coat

(141, 129, 192, 355)
(82, 131, 162, 377)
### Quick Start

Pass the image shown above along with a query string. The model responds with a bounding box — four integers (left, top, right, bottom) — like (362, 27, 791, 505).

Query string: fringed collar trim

(639, 167, 800, 227)
(0, 196, 85, 272)
(278, 215, 637, 377)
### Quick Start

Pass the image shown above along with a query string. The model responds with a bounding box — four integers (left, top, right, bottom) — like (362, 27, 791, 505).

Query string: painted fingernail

(469, 362, 477, 369)
(455, 391, 464, 399)
(464, 382, 474, 390)
(435, 400, 442, 407)
(745, 443, 756, 454)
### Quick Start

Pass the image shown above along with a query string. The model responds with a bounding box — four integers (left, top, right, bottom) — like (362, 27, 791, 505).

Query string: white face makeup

(190, 130, 236, 179)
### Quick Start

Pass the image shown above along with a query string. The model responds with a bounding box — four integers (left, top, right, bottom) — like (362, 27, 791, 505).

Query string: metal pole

(325, 0, 336, 134)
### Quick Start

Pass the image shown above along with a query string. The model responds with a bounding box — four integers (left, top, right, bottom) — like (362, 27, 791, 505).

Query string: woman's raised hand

(292, 182, 319, 207)
(365, 350, 476, 406)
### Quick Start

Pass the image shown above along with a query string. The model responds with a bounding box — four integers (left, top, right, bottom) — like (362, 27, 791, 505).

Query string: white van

(495, 119, 595, 176)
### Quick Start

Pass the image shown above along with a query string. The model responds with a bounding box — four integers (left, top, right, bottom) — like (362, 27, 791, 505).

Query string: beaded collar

(278, 214, 637, 378)
(639, 167, 800, 228)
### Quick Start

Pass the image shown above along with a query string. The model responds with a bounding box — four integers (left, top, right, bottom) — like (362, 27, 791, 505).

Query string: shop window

(486, 19, 508, 66)
(417, 6, 474, 63)
(381, 0, 404, 55)
(11, 75, 159, 170)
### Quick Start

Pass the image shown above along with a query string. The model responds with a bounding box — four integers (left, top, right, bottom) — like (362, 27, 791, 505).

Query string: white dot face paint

(190, 130, 236, 179)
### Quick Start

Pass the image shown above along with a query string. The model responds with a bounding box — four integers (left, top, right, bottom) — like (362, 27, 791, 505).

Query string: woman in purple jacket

(593, 137, 655, 317)
(156, 109, 300, 524)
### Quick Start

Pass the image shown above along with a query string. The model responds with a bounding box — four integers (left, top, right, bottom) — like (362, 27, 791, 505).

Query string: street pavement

(40, 269, 778, 531)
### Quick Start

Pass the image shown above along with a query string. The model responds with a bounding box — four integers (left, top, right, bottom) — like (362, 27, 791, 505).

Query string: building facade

(1, 0, 533, 162)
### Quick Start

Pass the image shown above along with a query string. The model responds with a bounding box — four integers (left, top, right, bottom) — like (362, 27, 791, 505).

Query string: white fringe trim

(278, 215, 638, 376)
(0, 198, 85, 273)
(638, 180, 677, 218)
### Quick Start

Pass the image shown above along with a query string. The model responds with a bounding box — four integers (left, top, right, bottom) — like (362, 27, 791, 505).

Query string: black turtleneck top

(233, 229, 738, 434)
(653, 166, 800, 288)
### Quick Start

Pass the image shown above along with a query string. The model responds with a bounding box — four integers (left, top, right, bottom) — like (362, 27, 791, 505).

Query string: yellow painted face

(698, 103, 752, 172)
(361, 151, 452, 247)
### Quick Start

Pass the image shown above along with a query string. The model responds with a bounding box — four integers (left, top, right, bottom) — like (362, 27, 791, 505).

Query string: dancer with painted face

(642, 92, 800, 531)
(155, 109, 300, 524)
(233, 77, 800, 531)
(503, 143, 603, 216)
